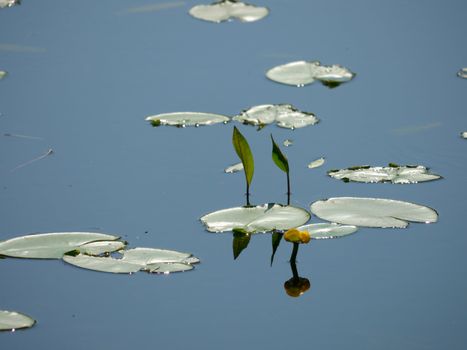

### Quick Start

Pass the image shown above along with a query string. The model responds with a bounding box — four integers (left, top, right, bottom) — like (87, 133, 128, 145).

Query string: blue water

(1, 1, 467, 349)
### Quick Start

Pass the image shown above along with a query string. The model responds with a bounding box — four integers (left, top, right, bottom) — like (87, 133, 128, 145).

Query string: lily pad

(457, 68, 467, 79)
(189, 0, 269, 23)
(0, 310, 35, 331)
(0, 232, 121, 259)
(0, 70, 6, 79)
(296, 223, 358, 239)
(145, 112, 230, 127)
(266, 60, 355, 87)
(310, 197, 438, 228)
(328, 165, 442, 184)
(77, 240, 126, 256)
(63, 247, 199, 274)
(461, 131, 467, 139)
(308, 157, 325, 169)
(233, 104, 319, 129)
(0, 0, 19, 9)
(200, 203, 311, 233)
(224, 162, 244, 173)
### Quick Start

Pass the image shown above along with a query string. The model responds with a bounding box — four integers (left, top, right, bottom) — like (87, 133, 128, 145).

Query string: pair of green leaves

(232, 127, 290, 205)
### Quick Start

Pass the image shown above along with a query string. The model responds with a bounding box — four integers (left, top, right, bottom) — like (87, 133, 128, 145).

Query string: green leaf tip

(271, 135, 289, 173)
(150, 119, 161, 127)
(232, 126, 254, 187)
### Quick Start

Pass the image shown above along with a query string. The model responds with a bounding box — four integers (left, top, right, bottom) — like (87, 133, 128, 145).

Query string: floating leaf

(145, 112, 229, 127)
(0, 310, 35, 332)
(63, 247, 199, 274)
(457, 68, 467, 79)
(189, 0, 269, 23)
(224, 162, 244, 173)
(0, 232, 121, 259)
(233, 104, 319, 129)
(310, 197, 438, 228)
(327, 165, 442, 184)
(461, 131, 467, 139)
(77, 240, 126, 256)
(271, 135, 289, 173)
(200, 203, 310, 233)
(266, 60, 355, 87)
(0, 0, 19, 9)
(308, 157, 325, 169)
(0, 70, 6, 79)
(296, 223, 358, 239)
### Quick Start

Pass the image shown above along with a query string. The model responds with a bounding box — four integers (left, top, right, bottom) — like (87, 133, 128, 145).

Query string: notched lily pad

(0, 232, 121, 259)
(145, 112, 230, 127)
(63, 247, 199, 274)
(233, 104, 319, 130)
(189, 0, 269, 23)
(310, 197, 438, 228)
(0, 310, 35, 332)
(328, 165, 442, 184)
(266, 60, 355, 87)
(224, 162, 244, 173)
(457, 68, 467, 79)
(296, 223, 357, 239)
(0, 0, 20, 9)
(200, 203, 311, 233)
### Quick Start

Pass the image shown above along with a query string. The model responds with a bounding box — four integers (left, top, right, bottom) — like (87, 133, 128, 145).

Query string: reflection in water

(284, 260, 310, 298)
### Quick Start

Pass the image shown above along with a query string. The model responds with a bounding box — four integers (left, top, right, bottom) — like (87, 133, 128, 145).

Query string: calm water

(1, 1, 467, 349)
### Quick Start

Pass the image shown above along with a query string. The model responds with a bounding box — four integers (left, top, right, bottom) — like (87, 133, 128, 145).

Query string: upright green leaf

(232, 126, 254, 186)
(271, 135, 289, 173)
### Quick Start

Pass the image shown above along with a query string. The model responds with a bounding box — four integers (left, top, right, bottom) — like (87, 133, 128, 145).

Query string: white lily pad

(200, 203, 311, 233)
(328, 165, 442, 184)
(77, 240, 126, 256)
(0, 232, 121, 259)
(224, 162, 244, 173)
(266, 60, 355, 87)
(63, 247, 199, 274)
(145, 112, 230, 127)
(0, 310, 35, 331)
(310, 197, 438, 228)
(308, 157, 325, 169)
(189, 0, 269, 23)
(0, 70, 6, 79)
(296, 223, 358, 239)
(0, 0, 19, 9)
(233, 104, 319, 129)
(457, 68, 467, 79)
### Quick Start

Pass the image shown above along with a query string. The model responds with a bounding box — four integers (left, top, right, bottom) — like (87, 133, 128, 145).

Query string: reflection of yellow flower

(284, 277, 311, 297)
(284, 228, 311, 244)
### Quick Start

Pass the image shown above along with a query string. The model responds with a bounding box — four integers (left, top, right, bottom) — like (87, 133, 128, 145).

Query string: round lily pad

(296, 223, 358, 239)
(0, 310, 35, 331)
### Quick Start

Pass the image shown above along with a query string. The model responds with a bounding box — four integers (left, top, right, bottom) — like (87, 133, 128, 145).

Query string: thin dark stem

(246, 183, 250, 206)
(286, 172, 291, 205)
(290, 260, 299, 281)
(290, 242, 299, 264)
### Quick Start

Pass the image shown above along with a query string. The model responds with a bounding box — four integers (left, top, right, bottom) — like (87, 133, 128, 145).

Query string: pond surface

(1, 0, 467, 349)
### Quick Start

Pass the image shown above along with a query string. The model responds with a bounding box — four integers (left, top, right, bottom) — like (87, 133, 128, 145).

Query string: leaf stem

(286, 171, 291, 205)
(290, 242, 299, 264)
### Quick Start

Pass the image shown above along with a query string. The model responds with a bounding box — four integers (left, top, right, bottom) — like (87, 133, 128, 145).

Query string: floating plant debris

(266, 60, 355, 87)
(308, 157, 325, 169)
(11, 148, 53, 172)
(283, 139, 293, 147)
(63, 248, 199, 274)
(296, 223, 358, 239)
(0, 70, 6, 79)
(200, 203, 310, 233)
(189, 0, 269, 23)
(461, 131, 467, 139)
(457, 68, 467, 79)
(0, 310, 35, 332)
(233, 104, 319, 129)
(224, 162, 244, 173)
(0, 232, 122, 259)
(310, 197, 438, 228)
(327, 165, 442, 184)
(145, 112, 230, 127)
(0, 0, 20, 9)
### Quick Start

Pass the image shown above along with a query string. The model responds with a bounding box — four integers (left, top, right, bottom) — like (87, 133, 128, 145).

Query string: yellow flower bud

(284, 228, 301, 243)
(299, 230, 311, 244)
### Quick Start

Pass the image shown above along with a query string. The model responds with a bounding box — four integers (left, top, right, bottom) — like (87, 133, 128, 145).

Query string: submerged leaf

(328, 165, 442, 184)
(189, 0, 269, 23)
(145, 112, 229, 127)
(200, 203, 310, 233)
(310, 197, 438, 228)
(233, 104, 319, 129)
(296, 223, 358, 239)
(266, 60, 355, 87)
(308, 157, 325, 169)
(232, 126, 254, 187)
(0, 232, 121, 259)
(0, 310, 35, 331)
(271, 135, 289, 173)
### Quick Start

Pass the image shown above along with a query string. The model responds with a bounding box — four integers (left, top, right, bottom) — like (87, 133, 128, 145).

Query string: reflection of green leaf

(232, 126, 254, 186)
(271, 135, 289, 173)
(270, 231, 283, 266)
(233, 231, 251, 260)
